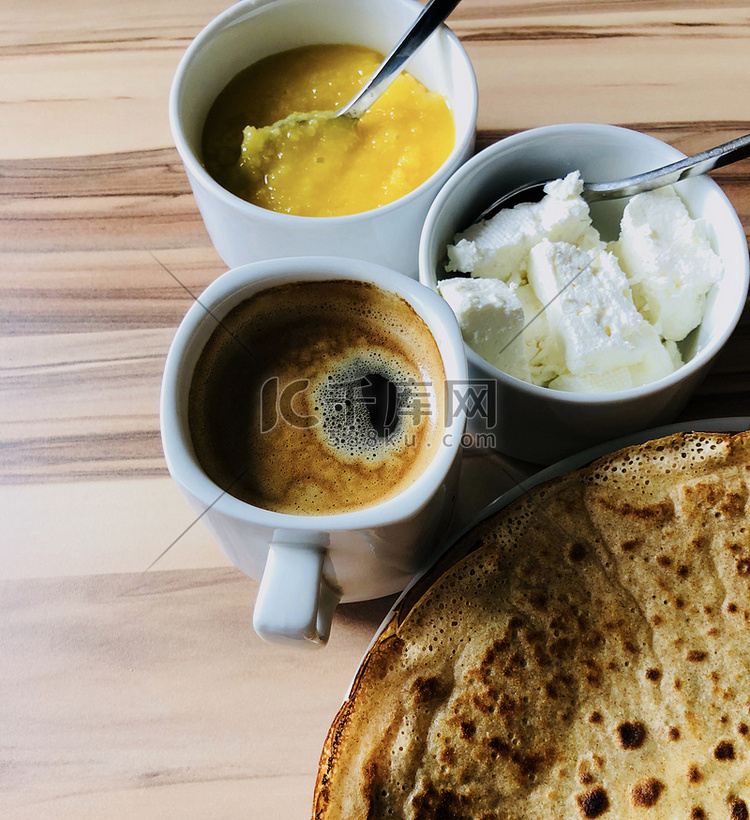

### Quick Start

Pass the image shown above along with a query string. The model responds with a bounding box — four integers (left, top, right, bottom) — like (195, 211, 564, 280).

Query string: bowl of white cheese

(419, 123, 748, 463)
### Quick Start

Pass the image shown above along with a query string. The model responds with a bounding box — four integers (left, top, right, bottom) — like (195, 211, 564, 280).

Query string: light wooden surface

(1, 1, 749, 817)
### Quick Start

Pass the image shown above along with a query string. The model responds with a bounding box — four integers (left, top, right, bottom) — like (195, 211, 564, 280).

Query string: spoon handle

(337, 0, 463, 120)
(584, 132, 750, 202)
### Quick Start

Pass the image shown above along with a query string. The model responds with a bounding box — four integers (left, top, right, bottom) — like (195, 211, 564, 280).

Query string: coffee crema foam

(188, 280, 447, 515)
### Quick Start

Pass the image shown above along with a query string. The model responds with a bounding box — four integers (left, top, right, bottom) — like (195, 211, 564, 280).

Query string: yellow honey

(201, 44, 455, 217)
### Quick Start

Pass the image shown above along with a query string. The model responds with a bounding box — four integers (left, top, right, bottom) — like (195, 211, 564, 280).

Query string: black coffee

(188, 279, 447, 515)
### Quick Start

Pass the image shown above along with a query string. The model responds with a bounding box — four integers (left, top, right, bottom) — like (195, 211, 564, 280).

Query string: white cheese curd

(527, 239, 672, 375)
(445, 172, 599, 284)
(438, 277, 530, 381)
(610, 185, 724, 342)
(445, 204, 542, 284)
(514, 282, 566, 386)
(441, 172, 722, 393)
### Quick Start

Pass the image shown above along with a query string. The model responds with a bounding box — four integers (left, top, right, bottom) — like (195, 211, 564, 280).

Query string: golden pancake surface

(314, 431, 750, 820)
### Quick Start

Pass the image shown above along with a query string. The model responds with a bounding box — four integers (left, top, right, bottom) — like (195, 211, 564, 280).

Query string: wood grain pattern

(1, 0, 750, 817)
(0, 569, 395, 819)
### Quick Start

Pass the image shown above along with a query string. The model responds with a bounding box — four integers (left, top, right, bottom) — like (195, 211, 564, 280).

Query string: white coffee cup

(169, 0, 477, 278)
(160, 257, 468, 646)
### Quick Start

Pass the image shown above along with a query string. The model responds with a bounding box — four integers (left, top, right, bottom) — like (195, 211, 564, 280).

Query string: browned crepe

(314, 431, 750, 819)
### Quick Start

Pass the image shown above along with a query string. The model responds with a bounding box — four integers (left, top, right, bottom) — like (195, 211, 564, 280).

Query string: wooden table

(2, 1, 749, 817)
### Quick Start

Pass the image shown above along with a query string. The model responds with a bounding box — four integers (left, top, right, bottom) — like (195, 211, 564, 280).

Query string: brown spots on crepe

(656, 555, 672, 568)
(687, 764, 703, 784)
(410, 783, 470, 820)
(558, 706, 574, 723)
(668, 726, 681, 741)
(730, 797, 749, 820)
(687, 649, 708, 662)
(645, 668, 661, 682)
(617, 721, 647, 750)
(595, 497, 673, 523)
(551, 635, 575, 658)
(691, 535, 709, 551)
(737, 558, 750, 577)
(651, 614, 664, 627)
(439, 745, 455, 767)
(576, 786, 610, 818)
(512, 748, 554, 781)
(486, 736, 510, 761)
(720, 488, 747, 516)
(508, 615, 523, 631)
(502, 650, 527, 679)
(728, 542, 744, 555)
(568, 542, 587, 562)
(459, 719, 476, 741)
(471, 690, 498, 716)
(492, 693, 516, 716)
(577, 756, 601, 786)
(544, 681, 559, 700)
(727, 602, 739, 613)
(583, 659, 602, 687)
(691, 809, 706, 820)
(589, 711, 603, 724)
(621, 539, 640, 553)
(714, 740, 736, 760)
(481, 637, 510, 669)
(579, 769, 594, 786)
(630, 778, 664, 808)
(683, 481, 747, 517)
(528, 591, 548, 611)
(411, 676, 446, 705)
(738, 722, 749, 736)
(548, 614, 566, 632)
(684, 481, 721, 505)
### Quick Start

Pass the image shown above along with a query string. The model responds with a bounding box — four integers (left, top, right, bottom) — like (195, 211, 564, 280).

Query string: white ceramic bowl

(169, 0, 477, 278)
(419, 123, 749, 463)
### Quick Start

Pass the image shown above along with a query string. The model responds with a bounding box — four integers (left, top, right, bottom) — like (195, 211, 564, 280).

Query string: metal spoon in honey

(244, 0, 463, 142)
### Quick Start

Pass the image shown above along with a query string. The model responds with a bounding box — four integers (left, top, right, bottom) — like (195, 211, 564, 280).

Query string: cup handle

(252, 529, 340, 647)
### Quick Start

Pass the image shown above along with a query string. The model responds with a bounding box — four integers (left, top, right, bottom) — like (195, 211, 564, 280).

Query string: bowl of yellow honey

(170, 0, 477, 277)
